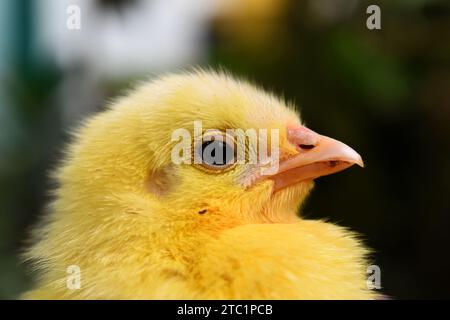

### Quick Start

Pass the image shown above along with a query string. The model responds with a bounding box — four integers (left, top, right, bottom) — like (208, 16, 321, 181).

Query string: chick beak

(270, 126, 364, 192)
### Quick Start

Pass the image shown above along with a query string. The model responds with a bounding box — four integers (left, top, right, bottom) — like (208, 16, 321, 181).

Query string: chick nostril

(299, 144, 315, 150)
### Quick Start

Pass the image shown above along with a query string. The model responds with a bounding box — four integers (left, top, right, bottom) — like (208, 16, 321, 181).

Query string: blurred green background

(1, 0, 449, 299)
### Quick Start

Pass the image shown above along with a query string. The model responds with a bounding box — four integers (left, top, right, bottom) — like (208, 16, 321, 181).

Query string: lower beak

(270, 126, 364, 192)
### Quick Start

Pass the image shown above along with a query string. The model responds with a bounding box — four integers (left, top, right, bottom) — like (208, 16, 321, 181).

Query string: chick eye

(194, 132, 236, 172)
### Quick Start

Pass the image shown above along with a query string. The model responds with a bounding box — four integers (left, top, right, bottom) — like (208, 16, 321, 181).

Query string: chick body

(23, 70, 376, 299)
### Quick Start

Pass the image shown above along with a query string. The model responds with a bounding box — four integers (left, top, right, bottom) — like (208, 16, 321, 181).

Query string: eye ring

(192, 130, 237, 173)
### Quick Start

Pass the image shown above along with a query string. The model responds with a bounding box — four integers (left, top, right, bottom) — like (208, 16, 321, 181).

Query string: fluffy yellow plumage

(23, 70, 377, 299)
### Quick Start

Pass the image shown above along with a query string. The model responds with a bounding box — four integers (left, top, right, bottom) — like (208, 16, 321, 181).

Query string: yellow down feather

(22, 70, 377, 299)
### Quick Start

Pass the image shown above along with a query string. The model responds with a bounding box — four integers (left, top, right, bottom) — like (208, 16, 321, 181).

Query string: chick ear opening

(145, 165, 177, 197)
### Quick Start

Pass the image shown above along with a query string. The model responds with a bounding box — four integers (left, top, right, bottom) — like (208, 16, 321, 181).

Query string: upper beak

(270, 125, 364, 192)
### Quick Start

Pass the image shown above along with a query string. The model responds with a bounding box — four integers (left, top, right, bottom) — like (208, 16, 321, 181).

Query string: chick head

(62, 70, 362, 235)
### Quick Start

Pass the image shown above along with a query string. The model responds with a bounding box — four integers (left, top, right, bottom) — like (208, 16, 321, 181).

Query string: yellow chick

(23, 70, 377, 299)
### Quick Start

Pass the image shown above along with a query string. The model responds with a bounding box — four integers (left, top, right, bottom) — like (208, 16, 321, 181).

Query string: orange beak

(270, 126, 364, 192)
